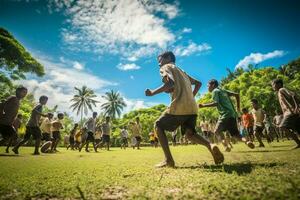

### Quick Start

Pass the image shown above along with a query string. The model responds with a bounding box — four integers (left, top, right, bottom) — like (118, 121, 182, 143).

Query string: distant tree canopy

(0, 27, 44, 99)
(198, 57, 300, 120)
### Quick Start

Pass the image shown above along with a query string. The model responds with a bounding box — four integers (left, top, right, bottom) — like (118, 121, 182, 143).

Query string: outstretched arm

(199, 102, 218, 108)
(227, 91, 240, 113)
(145, 78, 174, 97)
(188, 75, 202, 97)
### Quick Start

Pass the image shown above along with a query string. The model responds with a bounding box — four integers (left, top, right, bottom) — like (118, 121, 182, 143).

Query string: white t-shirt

(121, 129, 128, 138)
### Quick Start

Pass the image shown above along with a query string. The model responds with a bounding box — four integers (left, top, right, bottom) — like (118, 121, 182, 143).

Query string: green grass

(0, 141, 299, 200)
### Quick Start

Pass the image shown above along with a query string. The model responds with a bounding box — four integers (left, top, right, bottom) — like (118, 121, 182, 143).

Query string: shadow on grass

(177, 162, 285, 175)
(236, 149, 290, 153)
(0, 154, 20, 157)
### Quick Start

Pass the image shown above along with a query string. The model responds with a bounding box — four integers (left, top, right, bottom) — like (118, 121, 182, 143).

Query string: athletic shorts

(246, 126, 254, 135)
(215, 117, 241, 138)
(69, 136, 75, 144)
(135, 136, 142, 142)
(42, 132, 51, 141)
(52, 131, 61, 140)
(122, 137, 128, 144)
(254, 125, 264, 136)
(86, 131, 95, 141)
(155, 113, 197, 134)
(24, 126, 42, 140)
(280, 114, 300, 133)
(0, 124, 16, 140)
(102, 135, 110, 143)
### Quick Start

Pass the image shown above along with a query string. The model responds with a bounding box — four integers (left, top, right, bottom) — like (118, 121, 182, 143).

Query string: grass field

(0, 141, 299, 200)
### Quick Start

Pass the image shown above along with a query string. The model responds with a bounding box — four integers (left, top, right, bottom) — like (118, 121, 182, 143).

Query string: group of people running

(0, 51, 299, 168)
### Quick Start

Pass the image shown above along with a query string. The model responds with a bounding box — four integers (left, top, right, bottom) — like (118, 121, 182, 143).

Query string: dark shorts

(215, 117, 241, 138)
(86, 131, 94, 141)
(254, 125, 264, 136)
(69, 136, 75, 144)
(42, 132, 51, 141)
(150, 140, 155, 144)
(102, 135, 110, 143)
(154, 137, 158, 142)
(122, 137, 128, 144)
(155, 113, 197, 135)
(0, 124, 16, 140)
(246, 126, 254, 135)
(24, 126, 42, 140)
(280, 114, 300, 133)
(135, 136, 142, 142)
(95, 138, 102, 144)
(52, 131, 61, 140)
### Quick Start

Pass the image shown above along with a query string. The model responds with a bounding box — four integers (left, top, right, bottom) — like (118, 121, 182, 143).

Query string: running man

(0, 86, 27, 152)
(5, 114, 23, 153)
(145, 51, 224, 168)
(251, 99, 267, 147)
(13, 95, 48, 155)
(79, 112, 98, 152)
(272, 79, 300, 148)
(51, 113, 64, 152)
(40, 113, 53, 142)
(129, 117, 142, 149)
(199, 79, 255, 152)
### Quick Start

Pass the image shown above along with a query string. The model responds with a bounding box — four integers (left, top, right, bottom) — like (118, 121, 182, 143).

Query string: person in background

(120, 126, 129, 149)
(51, 113, 64, 152)
(129, 117, 142, 150)
(40, 113, 54, 142)
(241, 108, 254, 142)
(251, 99, 267, 147)
(67, 123, 78, 150)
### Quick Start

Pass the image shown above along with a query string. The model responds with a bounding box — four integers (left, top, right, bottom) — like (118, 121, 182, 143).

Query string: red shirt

(242, 113, 254, 128)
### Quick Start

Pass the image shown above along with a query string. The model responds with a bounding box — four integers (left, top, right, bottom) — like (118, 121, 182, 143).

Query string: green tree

(70, 86, 98, 123)
(101, 90, 126, 119)
(0, 27, 44, 98)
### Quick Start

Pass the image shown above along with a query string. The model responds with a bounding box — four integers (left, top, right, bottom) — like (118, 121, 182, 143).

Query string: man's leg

(254, 127, 265, 147)
(34, 138, 41, 155)
(185, 129, 224, 165)
(154, 125, 174, 167)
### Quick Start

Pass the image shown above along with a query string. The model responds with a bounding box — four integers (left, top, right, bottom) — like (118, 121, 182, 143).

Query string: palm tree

(101, 90, 127, 119)
(70, 86, 98, 123)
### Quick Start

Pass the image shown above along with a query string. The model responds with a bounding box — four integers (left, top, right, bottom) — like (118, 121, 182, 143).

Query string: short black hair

(272, 78, 283, 87)
(16, 86, 27, 93)
(251, 99, 258, 104)
(158, 51, 176, 63)
(57, 113, 64, 118)
(93, 112, 98, 115)
(39, 95, 48, 102)
(208, 79, 219, 87)
(242, 108, 248, 112)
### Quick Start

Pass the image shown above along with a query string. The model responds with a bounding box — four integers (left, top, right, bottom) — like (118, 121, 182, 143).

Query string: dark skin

(145, 56, 223, 167)
(272, 82, 300, 148)
(199, 83, 240, 112)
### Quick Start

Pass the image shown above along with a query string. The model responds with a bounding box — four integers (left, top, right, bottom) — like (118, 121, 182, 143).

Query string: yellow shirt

(40, 118, 52, 133)
(160, 64, 198, 115)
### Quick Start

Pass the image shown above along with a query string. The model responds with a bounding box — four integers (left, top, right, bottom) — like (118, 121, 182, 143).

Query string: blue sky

(1, 0, 300, 118)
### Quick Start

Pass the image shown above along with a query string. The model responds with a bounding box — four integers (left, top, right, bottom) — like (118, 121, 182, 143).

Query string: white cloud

(49, 0, 179, 59)
(174, 42, 212, 57)
(130, 75, 135, 80)
(123, 98, 158, 114)
(18, 54, 116, 119)
(235, 50, 286, 69)
(117, 63, 141, 71)
(182, 27, 192, 33)
(72, 61, 84, 70)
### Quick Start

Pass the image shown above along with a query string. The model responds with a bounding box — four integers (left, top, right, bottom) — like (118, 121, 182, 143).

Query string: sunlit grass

(0, 140, 299, 199)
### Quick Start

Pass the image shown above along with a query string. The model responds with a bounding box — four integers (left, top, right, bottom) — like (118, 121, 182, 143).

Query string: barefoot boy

(199, 79, 254, 152)
(272, 79, 300, 148)
(145, 51, 224, 168)
(0, 86, 27, 151)
(13, 95, 48, 155)
(51, 113, 64, 152)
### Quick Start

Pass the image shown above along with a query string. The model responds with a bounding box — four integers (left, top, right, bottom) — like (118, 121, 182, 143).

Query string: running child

(145, 51, 224, 168)
(13, 95, 48, 155)
(199, 79, 254, 152)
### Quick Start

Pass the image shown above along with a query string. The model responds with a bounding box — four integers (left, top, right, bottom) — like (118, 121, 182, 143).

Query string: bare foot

(155, 160, 175, 168)
(291, 145, 300, 150)
(12, 147, 19, 155)
(211, 145, 224, 165)
(246, 141, 255, 149)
